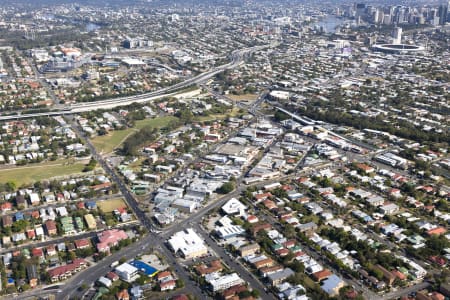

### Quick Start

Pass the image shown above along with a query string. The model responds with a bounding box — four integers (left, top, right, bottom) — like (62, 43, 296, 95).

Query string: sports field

(97, 198, 128, 213)
(0, 159, 88, 186)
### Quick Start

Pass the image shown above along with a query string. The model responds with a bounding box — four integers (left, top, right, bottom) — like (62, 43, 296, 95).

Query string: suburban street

(193, 223, 277, 300)
(5, 42, 437, 300)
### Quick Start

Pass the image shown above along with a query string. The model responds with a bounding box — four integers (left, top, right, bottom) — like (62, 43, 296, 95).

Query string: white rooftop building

(205, 272, 244, 292)
(115, 263, 139, 282)
(221, 198, 247, 215)
(167, 228, 208, 259)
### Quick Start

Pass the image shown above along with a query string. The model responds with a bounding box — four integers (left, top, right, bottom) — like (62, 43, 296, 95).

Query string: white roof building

(215, 225, 246, 240)
(221, 198, 247, 215)
(167, 228, 208, 259)
(205, 273, 244, 292)
(55, 207, 68, 216)
(98, 276, 112, 287)
(115, 263, 139, 282)
(29, 193, 40, 204)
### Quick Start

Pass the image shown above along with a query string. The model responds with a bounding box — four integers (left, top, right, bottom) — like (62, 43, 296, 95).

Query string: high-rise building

(355, 3, 366, 18)
(392, 27, 402, 44)
(438, 3, 448, 25)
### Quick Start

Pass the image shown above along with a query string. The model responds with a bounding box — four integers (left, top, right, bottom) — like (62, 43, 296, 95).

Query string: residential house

(160, 279, 177, 291)
(267, 268, 295, 285)
(116, 289, 130, 300)
(47, 259, 88, 282)
(321, 274, 346, 297)
(239, 244, 260, 257)
(373, 265, 395, 286)
(26, 264, 39, 288)
(74, 239, 90, 249)
(96, 229, 128, 252)
(45, 220, 58, 235)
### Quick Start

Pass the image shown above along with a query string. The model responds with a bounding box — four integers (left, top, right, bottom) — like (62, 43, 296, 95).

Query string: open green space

(227, 93, 258, 101)
(0, 159, 88, 186)
(134, 116, 178, 130)
(97, 198, 127, 213)
(92, 129, 134, 154)
(195, 107, 241, 122)
(91, 116, 178, 153)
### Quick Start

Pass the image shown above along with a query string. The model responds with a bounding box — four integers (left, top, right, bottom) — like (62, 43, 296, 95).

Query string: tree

(176, 109, 194, 124)
(176, 279, 185, 288)
(238, 291, 252, 298)
(287, 273, 303, 285)
(284, 224, 296, 239)
(274, 110, 289, 122)
(289, 260, 305, 273)
(83, 158, 97, 172)
(250, 289, 260, 298)
(136, 275, 147, 285)
(6, 181, 16, 192)
(217, 181, 235, 194)
(68, 251, 76, 262)
(119, 257, 127, 264)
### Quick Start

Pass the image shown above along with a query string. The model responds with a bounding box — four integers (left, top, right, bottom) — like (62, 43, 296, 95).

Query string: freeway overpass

(0, 45, 269, 122)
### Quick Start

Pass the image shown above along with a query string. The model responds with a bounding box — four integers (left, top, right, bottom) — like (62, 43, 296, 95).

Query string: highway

(0, 44, 269, 122)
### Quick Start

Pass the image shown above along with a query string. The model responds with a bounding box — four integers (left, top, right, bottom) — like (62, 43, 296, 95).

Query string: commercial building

(171, 199, 197, 214)
(115, 263, 139, 282)
(167, 228, 208, 259)
(205, 273, 244, 292)
(219, 225, 246, 239)
(438, 4, 448, 25)
(129, 260, 158, 277)
(221, 198, 247, 215)
(392, 27, 402, 44)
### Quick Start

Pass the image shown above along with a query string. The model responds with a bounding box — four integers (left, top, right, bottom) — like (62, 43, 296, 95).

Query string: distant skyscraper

(438, 3, 448, 25)
(392, 27, 402, 44)
(355, 3, 366, 18)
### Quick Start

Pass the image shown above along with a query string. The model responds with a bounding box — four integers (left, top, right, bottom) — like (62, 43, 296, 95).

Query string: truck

(110, 261, 119, 268)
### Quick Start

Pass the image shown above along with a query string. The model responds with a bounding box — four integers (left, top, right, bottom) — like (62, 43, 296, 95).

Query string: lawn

(97, 198, 128, 213)
(227, 93, 259, 101)
(0, 159, 88, 186)
(91, 116, 178, 154)
(91, 129, 135, 154)
(195, 107, 241, 122)
(134, 116, 178, 130)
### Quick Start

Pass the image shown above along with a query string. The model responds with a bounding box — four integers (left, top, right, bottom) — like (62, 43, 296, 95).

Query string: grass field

(134, 116, 178, 130)
(97, 198, 128, 213)
(0, 159, 88, 186)
(227, 94, 258, 101)
(92, 129, 135, 154)
(195, 107, 241, 122)
(91, 116, 178, 154)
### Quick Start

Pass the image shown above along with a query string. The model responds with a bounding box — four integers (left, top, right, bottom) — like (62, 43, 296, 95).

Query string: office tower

(392, 27, 402, 44)
(438, 3, 448, 25)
